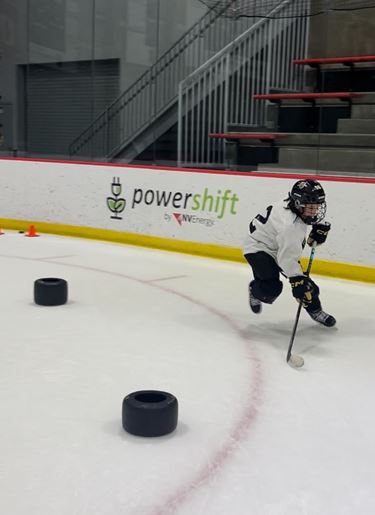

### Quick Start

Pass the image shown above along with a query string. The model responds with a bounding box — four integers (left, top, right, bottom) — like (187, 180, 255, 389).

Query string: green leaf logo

(114, 199, 126, 211)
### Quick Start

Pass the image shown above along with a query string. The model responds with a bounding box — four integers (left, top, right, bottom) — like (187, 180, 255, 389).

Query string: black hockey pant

(244, 251, 322, 312)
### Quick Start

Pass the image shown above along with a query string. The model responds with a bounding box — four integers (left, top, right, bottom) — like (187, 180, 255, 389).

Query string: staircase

(69, 0, 306, 163)
(68, 2, 260, 161)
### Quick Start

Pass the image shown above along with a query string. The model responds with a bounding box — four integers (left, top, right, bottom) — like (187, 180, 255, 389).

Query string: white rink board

(0, 158, 374, 268)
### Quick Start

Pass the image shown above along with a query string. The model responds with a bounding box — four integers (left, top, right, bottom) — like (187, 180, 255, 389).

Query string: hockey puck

(288, 354, 304, 368)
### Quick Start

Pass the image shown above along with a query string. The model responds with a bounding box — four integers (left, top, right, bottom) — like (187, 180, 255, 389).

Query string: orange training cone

(0, 228, 4, 236)
(25, 224, 39, 237)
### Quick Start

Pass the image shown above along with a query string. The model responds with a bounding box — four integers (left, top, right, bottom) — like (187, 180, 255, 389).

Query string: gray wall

(308, 7, 375, 57)
(0, 0, 207, 152)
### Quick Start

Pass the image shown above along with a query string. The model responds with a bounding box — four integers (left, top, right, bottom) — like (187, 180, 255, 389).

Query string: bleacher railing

(178, 0, 310, 167)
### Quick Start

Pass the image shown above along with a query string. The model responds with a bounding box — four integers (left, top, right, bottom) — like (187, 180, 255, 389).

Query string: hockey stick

(286, 242, 317, 368)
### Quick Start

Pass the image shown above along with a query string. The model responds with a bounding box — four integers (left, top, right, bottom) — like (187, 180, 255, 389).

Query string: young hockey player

(243, 179, 336, 327)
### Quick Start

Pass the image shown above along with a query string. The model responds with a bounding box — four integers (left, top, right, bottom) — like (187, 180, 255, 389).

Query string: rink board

(0, 158, 374, 282)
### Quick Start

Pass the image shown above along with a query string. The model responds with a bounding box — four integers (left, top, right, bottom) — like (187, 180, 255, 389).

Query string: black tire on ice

(122, 390, 178, 437)
(34, 278, 68, 306)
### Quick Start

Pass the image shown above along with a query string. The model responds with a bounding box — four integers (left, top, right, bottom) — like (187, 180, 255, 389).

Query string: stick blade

(288, 354, 304, 368)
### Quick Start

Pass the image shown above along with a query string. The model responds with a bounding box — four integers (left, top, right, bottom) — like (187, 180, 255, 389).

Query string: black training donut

(122, 390, 178, 437)
(34, 278, 68, 306)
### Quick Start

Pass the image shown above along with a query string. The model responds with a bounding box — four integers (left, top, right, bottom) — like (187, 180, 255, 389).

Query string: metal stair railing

(178, 0, 310, 167)
(69, 2, 260, 159)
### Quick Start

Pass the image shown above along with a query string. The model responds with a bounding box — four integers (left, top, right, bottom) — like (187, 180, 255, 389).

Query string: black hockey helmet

(288, 179, 326, 224)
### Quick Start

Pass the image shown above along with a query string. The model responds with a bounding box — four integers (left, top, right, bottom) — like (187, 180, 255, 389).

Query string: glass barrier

(1, 0, 375, 176)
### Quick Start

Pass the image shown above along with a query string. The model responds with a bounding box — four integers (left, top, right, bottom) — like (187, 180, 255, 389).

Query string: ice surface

(0, 232, 374, 515)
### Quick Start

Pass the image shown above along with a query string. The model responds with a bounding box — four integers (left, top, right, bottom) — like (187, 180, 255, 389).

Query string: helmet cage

(293, 198, 326, 224)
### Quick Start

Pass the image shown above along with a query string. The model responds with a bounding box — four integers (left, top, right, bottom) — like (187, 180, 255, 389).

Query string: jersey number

(250, 205, 273, 233)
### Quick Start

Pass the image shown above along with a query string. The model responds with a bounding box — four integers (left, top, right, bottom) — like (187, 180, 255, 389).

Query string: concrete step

(337, 118, 375, 133)
(276, 132, 375, 147)
(351, 104, 375, 119)
(352, 92, 375, 104)
(274, 147, 375, 172)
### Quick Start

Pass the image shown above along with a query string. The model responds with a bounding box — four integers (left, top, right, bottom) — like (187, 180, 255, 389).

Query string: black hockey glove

(307, 221, 331, 247)
(289, 275, 314, 307)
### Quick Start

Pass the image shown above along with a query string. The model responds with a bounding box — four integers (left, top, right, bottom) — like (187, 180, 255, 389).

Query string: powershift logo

(132, 187, 239, 219)
(107, 181, 240, 222)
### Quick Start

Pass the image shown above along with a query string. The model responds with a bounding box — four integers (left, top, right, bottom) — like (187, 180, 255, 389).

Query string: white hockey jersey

(243, 200, 308, 278)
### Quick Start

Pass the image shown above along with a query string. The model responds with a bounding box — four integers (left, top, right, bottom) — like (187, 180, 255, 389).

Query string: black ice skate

(249, 283, 262, 314)
(308, 309, 336, 327)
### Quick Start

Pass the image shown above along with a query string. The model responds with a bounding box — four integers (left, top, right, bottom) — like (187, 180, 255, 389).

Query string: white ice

(0, 232, 374, 515)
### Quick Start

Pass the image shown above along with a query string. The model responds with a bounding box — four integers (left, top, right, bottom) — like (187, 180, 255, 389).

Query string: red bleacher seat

(293, 55, 375, 66)
(208, 132, 287, 140)
(253, 92, 362, 101)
